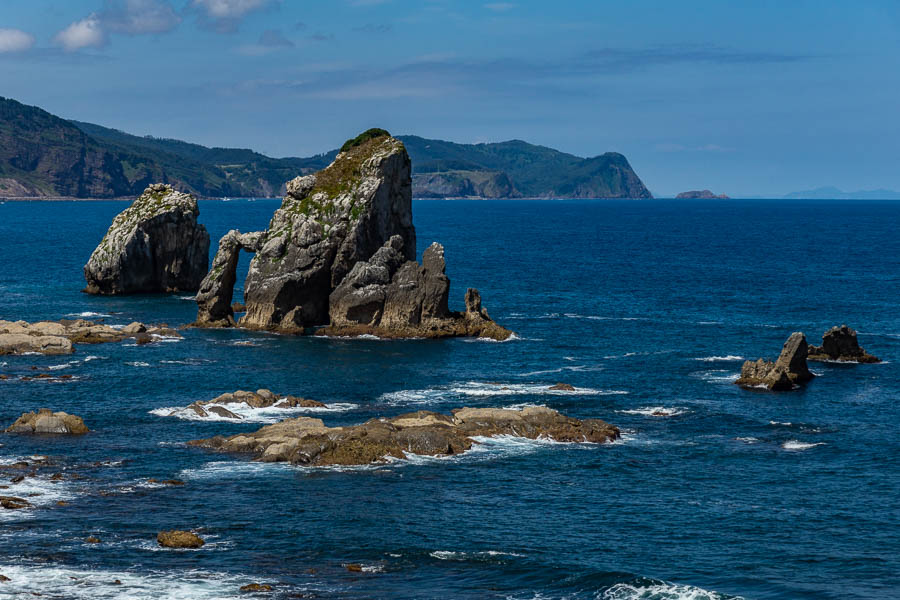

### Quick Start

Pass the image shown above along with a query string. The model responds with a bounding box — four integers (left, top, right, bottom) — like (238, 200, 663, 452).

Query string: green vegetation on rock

(340, 128, 391, 153)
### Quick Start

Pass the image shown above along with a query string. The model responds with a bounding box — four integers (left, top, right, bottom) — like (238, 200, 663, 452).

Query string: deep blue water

(1, 198, 898, 599)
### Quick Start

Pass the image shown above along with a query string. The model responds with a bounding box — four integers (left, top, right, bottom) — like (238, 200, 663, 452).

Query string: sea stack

(735, 332, 815, 391)
(83, 183, 210, 295)
(193, 128, 511, 339)
(808, 325, 880, 363)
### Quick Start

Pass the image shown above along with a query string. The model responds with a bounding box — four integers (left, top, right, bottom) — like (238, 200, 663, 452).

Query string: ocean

(1, 198, 898, 599)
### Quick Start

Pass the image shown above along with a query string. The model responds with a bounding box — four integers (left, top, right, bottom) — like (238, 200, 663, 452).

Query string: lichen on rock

(84, 183, 210, 295)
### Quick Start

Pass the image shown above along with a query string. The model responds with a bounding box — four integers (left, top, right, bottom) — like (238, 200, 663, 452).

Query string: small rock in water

(0, 496, 31, 510)
(549, 383, 576, 391)
(735, 332, 814, 391)
(807, 324, 880, 363)
(0, 574, 10, 582)
(239, 583, 273, 592)
(148, 478, 185, 486)
(345, 564, 363, 573)
(157, 530, 205, 549)
(5, 409, 89, 435)
(85, 536, 101, 544)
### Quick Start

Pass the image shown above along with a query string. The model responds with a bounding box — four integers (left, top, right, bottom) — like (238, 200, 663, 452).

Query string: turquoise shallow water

(0, 198, 898, 599)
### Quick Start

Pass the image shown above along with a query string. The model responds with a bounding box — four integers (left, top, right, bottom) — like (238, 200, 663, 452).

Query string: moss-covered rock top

(340, 128, 391, 153)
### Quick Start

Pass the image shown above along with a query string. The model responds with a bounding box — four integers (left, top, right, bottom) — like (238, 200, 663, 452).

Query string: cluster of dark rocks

(0, 319, 179, 356)
(736, 325, 880, 391)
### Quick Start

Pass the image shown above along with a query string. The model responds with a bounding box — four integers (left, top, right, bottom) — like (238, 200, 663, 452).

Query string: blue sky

(1, 0, 898, 197)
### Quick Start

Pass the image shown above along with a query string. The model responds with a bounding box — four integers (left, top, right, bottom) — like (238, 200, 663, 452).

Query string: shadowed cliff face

(239, 134, 416, 331)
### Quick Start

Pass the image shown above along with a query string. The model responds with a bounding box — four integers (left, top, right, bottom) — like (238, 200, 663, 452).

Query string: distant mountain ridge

(0, 96, 651, 199)
(783, 186, 900, 200)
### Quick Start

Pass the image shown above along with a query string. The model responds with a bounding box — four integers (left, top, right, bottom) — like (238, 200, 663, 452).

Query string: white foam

(694, 355, 743, 362)
(160, 359, 214, 366)
(517, 364, 603, 377)
(0, 564, 252, 599)
(47, 362, 74, 370)
(782, 440, 825, 451)
(0, 472, 77, 522)
(179, 295, 197, 301)
(460, 333, 522, 343)
(396, 434, 593, 466)
(126, 361, 151, 367)
(66, 311, 112, 318)
(380, 382, 626, 405)
(602, 581, 744, 599)
(616, 406, 688, 417)
(735, 437, 760, 444)
(179, 460, 295, 480)
(151, 334, 182, 343)
(692, 369, 739, 383)
(430, 549, 524, 560)
(150, 400, 357, 423)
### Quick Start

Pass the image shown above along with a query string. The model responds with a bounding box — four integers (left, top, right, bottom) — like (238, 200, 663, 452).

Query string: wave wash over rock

(194, 129, 512, 339)
(83, 184, 210, 295)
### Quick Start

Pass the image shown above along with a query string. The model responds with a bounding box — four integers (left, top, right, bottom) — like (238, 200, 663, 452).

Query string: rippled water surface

(1, 198, 898, 599)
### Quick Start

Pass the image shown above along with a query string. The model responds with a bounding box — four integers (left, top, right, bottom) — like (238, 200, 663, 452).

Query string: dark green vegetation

(0, 96, 650, 199)
(339, 128, 391, 153)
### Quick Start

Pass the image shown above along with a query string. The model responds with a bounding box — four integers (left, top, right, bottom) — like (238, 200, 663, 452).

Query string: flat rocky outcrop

(240, 131, 416, 332)
(178, 389, 326, 420)
(5, 409, 89, 434)
(808, 325, 880, 363)
(735, 332, 815, 391)
(0, 319, 179, 355)
(84, 183, 210, 295)
(322, 235, 512, 340)
(194, 230, 264, 327)
(189, 406, 619, 466)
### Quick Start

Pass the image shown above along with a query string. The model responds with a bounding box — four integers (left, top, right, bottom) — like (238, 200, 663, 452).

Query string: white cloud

(54, 15, 107, 52)
(0, 28, 35, 53)
(192, 0, 274, 31)
(101, 0, 181, 34)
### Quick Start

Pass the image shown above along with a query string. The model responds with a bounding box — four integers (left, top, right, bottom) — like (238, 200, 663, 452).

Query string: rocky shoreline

(0, 319, 180, 356)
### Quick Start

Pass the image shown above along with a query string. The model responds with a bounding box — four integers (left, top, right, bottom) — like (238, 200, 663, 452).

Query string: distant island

(783, 186, 900, 200)
(0, 96, 651, 200)
(675, 190, 729, 199)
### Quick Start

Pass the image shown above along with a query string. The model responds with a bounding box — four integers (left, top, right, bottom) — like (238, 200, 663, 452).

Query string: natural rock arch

(194, 230, 264, 327)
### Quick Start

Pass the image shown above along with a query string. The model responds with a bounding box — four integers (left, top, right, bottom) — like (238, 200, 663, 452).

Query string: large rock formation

(675, 190, 729, 199)
(0, 319, 179, 355)
(193, 129, 511, 339)
(189, 406, 619, 466)
(239, 130, 415, 331)
(194, 230, 264, 327)
(808, 325, 880, 363)
(735, 332, 815, 391)
(322, 235, 512, 340)
(5, 409, 89, 434)
(84, 183, 210, 295)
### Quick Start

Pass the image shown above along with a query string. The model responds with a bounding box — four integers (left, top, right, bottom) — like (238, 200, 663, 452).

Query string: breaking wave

(379, 381, 627, 406)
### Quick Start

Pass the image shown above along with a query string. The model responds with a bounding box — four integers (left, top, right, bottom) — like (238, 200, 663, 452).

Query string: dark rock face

(735, 332, 815, 391)
(84, 184, 210, 295)
(194, 230, 264, 327)
(189, 406, 619, 466)
(239, 135, 415, 331)
(675, 190, 729, 199)
(808, 325, 880, 363)
(323, 236, 511, 340)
